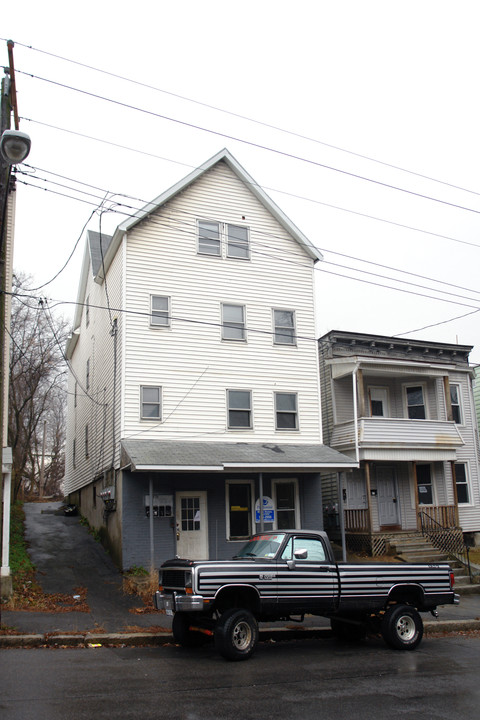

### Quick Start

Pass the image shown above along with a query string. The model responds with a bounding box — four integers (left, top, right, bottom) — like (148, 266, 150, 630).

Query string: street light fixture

(0, 129, 31, 165)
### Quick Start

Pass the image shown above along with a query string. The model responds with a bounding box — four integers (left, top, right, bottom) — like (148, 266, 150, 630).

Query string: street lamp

(0, 129, 31, 165)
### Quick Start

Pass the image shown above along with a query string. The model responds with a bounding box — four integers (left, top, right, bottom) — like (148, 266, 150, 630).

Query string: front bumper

(154, 590, 205, 615)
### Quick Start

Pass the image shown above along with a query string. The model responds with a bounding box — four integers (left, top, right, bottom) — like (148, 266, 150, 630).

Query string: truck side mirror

(294, 549, 308, 560)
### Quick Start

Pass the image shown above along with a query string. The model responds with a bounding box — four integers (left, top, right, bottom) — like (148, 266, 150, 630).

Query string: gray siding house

(319, 330, 480, 554)
(64, 150, 355, 570)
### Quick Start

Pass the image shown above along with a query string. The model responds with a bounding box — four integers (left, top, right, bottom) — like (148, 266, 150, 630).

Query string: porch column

(357, 369, 366, 418)
(444, 377, 453, 421)
(364, 461, 373, 532)
(412, 462, 420, 530)
(450, 461, 460, 527)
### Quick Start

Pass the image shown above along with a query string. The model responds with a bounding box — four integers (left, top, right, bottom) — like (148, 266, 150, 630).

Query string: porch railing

(344, 509, 370, 533)
(418, 510, 473, 583)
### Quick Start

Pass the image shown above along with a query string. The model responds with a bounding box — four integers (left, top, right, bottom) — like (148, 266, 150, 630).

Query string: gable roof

(88, 231, 114, 277)
(94, 148, 322, 282)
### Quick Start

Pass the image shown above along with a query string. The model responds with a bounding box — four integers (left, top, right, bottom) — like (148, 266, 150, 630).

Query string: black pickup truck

(154, 529, 459, 661)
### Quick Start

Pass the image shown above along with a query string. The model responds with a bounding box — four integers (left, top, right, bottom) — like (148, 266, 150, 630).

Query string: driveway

(2, 501, 166, 634)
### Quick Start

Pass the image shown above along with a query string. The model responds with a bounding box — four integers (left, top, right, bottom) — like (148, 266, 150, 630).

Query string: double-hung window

(450, 384, 463, 424)
(227, 225, 249, 259)
(275, 392, 298, 430)
(273, 309, 296, 345)
(141, 386, 162, 420)
(227, 389, 252, 428)
(222, 303, 246, 341)
(198, 220, 250, 259)
(150, 295, 170, 327)
(405, 385, 426, 419)
(198, 220, 221, 256)
(454, 463, 470, 504)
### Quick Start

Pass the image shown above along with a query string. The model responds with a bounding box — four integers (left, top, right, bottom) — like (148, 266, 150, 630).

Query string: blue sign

(255, 497, 275, 523)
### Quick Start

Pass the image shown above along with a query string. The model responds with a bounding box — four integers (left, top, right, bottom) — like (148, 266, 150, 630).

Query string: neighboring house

(318, 330, 480, 554)
(64, 149, 356, 570)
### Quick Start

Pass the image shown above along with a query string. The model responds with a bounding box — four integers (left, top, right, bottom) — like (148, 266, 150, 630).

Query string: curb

(1, 620, 480, 648)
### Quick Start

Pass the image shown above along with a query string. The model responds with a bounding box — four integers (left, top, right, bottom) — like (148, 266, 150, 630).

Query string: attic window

(198, 220, 250, 260)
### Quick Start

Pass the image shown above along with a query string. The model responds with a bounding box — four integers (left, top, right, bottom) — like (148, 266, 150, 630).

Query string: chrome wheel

(395, 614, 417, 642)
(232, 620, 252, 651)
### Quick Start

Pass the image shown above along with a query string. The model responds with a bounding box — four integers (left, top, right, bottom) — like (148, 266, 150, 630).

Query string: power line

(17, 69, 480, 217)
(19, 137, 480, 253)
(11, 38, 480, 200)
(15, 173, 480, 307)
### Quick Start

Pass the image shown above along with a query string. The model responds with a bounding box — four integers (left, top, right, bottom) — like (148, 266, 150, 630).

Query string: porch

(344, 505, 458, 556)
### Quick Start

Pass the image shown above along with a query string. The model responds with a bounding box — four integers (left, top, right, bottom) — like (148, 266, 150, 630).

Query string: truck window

(281, 537, 326, 562)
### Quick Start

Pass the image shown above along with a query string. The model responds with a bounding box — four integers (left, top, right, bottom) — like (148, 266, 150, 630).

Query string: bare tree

(8, 273, 68, 499)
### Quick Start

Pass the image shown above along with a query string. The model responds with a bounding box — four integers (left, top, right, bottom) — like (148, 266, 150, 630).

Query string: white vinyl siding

(122, 161, 321, 444)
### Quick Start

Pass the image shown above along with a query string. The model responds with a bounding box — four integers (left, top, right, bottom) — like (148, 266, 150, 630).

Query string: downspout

(352, 365, 360, 464)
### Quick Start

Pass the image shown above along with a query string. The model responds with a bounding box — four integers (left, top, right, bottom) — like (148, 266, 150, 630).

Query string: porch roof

(121, 440, 357, 473)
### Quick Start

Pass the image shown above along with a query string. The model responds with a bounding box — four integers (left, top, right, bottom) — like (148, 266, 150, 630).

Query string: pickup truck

(154, 529, 459, 661)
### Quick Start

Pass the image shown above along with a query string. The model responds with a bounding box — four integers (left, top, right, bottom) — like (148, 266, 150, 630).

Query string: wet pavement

(1, 501, 479, 644)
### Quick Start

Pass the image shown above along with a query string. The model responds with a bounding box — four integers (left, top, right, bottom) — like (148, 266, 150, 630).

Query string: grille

(162, 569, 187, 589)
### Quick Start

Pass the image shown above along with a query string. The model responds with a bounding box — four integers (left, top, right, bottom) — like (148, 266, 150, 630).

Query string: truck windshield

(233, 534, 286, 559)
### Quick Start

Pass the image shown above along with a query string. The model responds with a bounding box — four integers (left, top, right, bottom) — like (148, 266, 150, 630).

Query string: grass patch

(9, 501, 35, 591)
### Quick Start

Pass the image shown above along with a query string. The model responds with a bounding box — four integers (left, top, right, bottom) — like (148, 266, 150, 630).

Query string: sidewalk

(1, 501, 479, 648)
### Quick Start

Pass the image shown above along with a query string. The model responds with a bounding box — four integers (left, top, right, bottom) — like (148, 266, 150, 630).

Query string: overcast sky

(3, 1, 480, 363)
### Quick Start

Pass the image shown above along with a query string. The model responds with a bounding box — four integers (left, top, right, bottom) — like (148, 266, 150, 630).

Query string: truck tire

(172, 613, 209, 647)
(214, 608, 259, 661)
(381, 604, 423, 651)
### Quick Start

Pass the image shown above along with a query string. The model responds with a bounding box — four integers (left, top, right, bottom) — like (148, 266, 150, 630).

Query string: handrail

(419, 510, 473, 583)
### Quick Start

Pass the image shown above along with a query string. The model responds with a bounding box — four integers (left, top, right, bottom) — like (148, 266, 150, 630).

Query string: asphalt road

(1, 633, 480, 720)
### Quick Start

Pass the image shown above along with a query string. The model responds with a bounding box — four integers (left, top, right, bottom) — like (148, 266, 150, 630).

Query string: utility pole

(0, 41, 31, 601)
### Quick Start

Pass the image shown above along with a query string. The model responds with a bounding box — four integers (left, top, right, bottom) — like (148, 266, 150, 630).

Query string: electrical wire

(14, 174, 480, 308)
(9, 38, 480, 200)
(16, 69, 480, 218)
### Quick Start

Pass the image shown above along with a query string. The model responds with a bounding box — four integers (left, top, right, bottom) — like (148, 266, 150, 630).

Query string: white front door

(175, 491, 209, 560)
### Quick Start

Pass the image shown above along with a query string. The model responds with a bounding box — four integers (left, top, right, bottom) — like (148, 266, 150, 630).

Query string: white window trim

(221, 303, 247, 342)
(140, 385, 162, 421)
(450, 382, 464, 426)
(272, 308, 297, 346)
(274, 391, 299, 431)
(197, 219, 221, 257)
(272, 478, 300, 530)
(227, 389, 253, 430)
(150, 294, 171, 328)
(415, 463, 436, 507)
(225, 480, 254, 541)
(454, 461, 472, 506)
(197, 219, 250, 261)
(403, 382, 428, 420)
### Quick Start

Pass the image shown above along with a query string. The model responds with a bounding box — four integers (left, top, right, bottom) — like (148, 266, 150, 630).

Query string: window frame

(454, 462, 471, 505)
(273, 308, 296, 346)
(221, 303, 246, 342)
(197, 219, 250, 261)
(450, 383, 463, 425)
(226, 480, 254, 541)
(273, 479, 300, 530)
(227, 389, 252, 429)
(416, 463, 434, 505)
(140, 385, 162, 421)
(404, 383, 427, 420)
(275, 392, 299, 431)
(198, 220, 221, 256)
(150, 294, 171, 328)
(226, 224, 250, 260)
